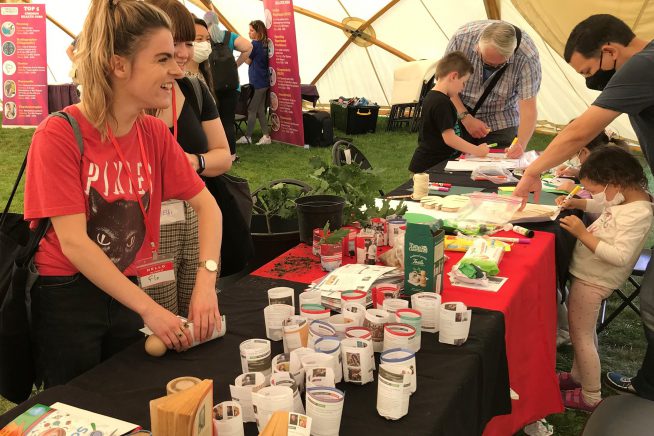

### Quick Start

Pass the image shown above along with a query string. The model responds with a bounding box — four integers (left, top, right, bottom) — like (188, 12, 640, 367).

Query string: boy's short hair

(436, 51, 474, 80)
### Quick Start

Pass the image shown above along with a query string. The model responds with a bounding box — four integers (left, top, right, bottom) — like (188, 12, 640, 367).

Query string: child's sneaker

(562, 388, 600, 412)
(605, 371, 637, 394)
(256, 135, 272, 145)
(236, 136, 251, 144)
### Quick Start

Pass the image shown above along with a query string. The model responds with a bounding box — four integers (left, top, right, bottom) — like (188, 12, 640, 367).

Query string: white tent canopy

(11, 0, 642, 142)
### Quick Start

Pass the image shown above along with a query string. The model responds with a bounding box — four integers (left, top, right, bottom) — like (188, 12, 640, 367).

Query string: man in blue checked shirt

(445, 20, 542, 158)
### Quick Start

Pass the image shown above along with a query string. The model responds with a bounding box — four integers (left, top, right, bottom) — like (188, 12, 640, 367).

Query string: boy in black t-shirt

(409, 52, 489, 173)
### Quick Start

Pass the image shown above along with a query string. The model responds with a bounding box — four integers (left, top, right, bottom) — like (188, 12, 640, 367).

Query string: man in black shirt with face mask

(514, 14, 654, 401)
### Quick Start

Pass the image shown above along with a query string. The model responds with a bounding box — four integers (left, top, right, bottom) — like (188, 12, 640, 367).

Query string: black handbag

(202, 174, 254, 277)
(0, 112, 83, 402)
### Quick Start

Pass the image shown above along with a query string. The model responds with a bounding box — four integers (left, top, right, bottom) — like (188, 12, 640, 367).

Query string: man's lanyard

(107, 121, 158, 257)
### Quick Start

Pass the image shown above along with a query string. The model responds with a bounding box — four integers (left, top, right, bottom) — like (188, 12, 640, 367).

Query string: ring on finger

(176, 331, 184, 339)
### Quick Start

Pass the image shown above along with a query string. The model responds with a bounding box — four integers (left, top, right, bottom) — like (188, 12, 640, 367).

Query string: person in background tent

(204, 11, 252, 162)
(236, 19, 271, 146)
(23, 0, 222, 388)
(145, 0, 230, 317)
(444, 20, 541, 158)
(513, 13, 654, 404)
(408, 51, 489, 173)
(555, 146, 652, 411)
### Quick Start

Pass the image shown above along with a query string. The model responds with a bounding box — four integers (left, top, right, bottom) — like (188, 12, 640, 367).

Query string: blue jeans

(632, 258, 654, 400)
(31, 274, 142, 388)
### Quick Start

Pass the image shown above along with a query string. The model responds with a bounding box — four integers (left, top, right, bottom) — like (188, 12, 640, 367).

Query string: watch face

(204, 260, 218, 272)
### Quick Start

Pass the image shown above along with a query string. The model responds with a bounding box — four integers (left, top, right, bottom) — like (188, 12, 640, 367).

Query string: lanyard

(107, 121, 158, 256)
(171, 85, 178, 140)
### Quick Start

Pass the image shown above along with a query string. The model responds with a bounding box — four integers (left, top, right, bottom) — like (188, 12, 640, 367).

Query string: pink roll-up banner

(262, 0, 304, 147)
(0, 3, 48, 127)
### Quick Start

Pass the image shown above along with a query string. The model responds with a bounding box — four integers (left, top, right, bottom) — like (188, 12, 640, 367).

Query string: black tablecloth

(387, 162, 581, 295)
(0, 275, 510, 435)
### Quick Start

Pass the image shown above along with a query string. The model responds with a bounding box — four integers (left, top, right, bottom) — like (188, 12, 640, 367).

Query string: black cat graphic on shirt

(87, 187, 150, 272)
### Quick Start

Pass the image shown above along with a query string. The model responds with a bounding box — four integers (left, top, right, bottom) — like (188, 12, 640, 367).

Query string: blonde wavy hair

(74, 0, 171, 137)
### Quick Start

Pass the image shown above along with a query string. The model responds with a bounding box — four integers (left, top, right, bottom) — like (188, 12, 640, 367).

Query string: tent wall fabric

(12, 0, 642, 141)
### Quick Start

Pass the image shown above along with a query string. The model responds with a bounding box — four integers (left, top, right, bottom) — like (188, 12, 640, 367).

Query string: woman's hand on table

(461, 115, 489, 138)
(559, 215, 587, 238)
(188, 284, 221, 343)
(142, 302, 192, 352)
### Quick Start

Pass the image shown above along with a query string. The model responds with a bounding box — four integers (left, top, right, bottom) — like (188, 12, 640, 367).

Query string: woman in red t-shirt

(23, 0, 222, 388)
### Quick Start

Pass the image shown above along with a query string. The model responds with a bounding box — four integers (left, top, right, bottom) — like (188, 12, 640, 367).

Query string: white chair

(386, 59, 438, 132)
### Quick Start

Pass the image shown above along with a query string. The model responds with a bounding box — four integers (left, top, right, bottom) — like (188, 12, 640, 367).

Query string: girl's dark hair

(585, 130, 631, 153)
(250, 20, 267, 45)
(148, 0, 195, 42)
(579, 145, 648, 190)
(192, 15, 215, 99)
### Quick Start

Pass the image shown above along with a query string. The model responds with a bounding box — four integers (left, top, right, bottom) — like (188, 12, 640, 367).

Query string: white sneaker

(236, 136, 251, 144)
(256, 135, 272, 145)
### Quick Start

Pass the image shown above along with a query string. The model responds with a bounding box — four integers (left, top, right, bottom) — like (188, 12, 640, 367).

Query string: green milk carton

(404, 221, 445, 295)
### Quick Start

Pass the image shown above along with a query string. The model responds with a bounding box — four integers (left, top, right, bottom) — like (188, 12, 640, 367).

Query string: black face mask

(585, 52, 616, 91)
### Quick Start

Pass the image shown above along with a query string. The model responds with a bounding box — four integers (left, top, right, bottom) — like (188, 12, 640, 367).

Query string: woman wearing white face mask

(554, 146, 653, 412)
(186, 17, 213, 91)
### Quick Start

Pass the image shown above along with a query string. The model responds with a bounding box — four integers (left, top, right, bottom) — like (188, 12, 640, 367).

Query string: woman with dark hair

(237, 19, 271, 145)
(186, 17, 214, 93)
(145, 0, 230, 317)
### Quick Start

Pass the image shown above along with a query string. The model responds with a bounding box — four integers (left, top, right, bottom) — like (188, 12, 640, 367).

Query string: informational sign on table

(0, 3, 48, 127)
(262, 0, 304, 147)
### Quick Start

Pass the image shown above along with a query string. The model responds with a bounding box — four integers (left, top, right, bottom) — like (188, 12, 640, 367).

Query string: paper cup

(282, 315, 309, 353)
(264, 304, 294, 341)
(268, 287, 296, 308)
(212, 401, 244, 436)
(342, 302, 366, 326)
(363, 308, 390, 352)
(380, 348, 417, 394)
(411, 292, 441, 333)
(299, 290, 322, 306)
(395, 308, 422, 352)
(240, 339, 272, 378)
(300, 303, 331, 321)
(383, 323, 416, 352)
(382, 298, 409, 314)
(306, 387, 344, 436)
(308, 320, 336, 349)
(314, 336, 343, 383)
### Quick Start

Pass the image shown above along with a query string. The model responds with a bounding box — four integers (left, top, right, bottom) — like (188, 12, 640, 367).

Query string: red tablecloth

(252, 230, 564, 435)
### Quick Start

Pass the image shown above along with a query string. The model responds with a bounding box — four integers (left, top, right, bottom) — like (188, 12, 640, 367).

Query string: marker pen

(430, 187, 450, 192)
(560, 185, 582, 210)
(487, 236, 531, 244)
(429, 182, 452, 188)
(512, 225, 534, 238)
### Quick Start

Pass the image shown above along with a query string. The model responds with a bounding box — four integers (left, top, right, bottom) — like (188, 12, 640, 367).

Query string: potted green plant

(308, 156, 407, 228)
(250, 179, 312, 270)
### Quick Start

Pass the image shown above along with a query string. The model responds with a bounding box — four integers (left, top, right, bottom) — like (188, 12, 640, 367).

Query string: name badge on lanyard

(135, 254, 176, 288)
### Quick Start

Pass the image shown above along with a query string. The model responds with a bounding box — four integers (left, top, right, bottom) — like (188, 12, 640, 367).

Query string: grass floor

(0, 117, 649, 435)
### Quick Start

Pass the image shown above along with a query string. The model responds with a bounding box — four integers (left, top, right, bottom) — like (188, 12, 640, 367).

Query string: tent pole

(483, 0, 501, 20)
(308, 0, 413, 84)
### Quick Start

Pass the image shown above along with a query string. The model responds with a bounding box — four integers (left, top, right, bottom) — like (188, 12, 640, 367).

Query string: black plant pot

(295, 194, 345, 244)
(249, 214, 300, 271)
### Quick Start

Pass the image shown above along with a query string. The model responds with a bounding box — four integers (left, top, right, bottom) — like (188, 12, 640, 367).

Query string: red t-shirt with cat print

(24, 105, 205, 276)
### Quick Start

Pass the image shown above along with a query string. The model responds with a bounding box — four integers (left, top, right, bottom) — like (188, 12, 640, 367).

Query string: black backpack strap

(188, 76, 204, 115)
(470, 25, 522, 117)
(1, 111, 84, 230)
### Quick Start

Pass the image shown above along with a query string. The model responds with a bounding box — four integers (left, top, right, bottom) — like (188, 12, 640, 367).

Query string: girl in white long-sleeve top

(556, 145, 653, 411)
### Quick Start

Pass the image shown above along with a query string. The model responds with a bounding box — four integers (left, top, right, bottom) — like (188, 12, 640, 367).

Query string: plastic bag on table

(449, 238, 505, 286)
(471, 164, 518, 184)
(455, 193, 522, 234)
(516, 150, 539, 169)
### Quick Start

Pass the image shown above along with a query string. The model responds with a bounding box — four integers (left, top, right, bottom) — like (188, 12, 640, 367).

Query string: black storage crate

(330, 100, 379, 134)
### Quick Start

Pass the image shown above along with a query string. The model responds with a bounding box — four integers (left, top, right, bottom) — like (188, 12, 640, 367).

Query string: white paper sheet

(265, 304, 295, 341)
(251, 386, 294, 432)
(411, 292, 441, 333)
(230, 372, 266, 423)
